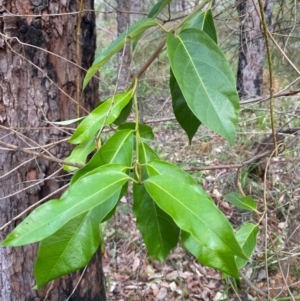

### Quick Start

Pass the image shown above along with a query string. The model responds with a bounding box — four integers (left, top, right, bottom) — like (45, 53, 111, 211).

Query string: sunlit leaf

(144, 175, 247, 259)
(1, 171, 129, 246)
(182, 231, 239, 278)
(69, 90, 133, 144)
(167, 29, 239, 144)
(114, 99, 132, 125)
(235, 223, 259, 269)
(182, 9, 218, 43)
(118, 122, 154, 141)
(71, 129, 134, 183)
(63, 139, 95, 172)
(225, 192, 257, 211)
(148, 0, 173, 18)
(34, 199, 117, 288)
(83, 18, 159, 89)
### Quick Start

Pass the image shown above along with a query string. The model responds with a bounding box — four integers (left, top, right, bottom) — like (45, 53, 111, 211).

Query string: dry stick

(241, 87, 300, 105)
(239, 271, 271, 299)
(0, 140, 83, 168)
(0, 7, 114, 18)
(0, 33, 95, 78)
(0, 184, 69, 231)
(0, 125, 55, 158)
(0, 168, 62, 201)
(65, 265, 88, 301)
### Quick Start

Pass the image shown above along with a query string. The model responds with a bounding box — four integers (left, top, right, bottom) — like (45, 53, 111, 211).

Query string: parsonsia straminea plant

(1, 0, 259, 288)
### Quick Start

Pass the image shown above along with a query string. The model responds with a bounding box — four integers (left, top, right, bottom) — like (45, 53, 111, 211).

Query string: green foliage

(167, 28, 239, 144)
(225, 192, 257, 211)
(148, 0, 173, 18)
(83, 18, 159, 90)
(1, 4, 259, 288)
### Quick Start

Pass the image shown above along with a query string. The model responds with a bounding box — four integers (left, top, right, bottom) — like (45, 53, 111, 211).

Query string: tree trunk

(236, 0, 273, 98)
(0, 0, 106, 300)
(116, 0, 131, 89)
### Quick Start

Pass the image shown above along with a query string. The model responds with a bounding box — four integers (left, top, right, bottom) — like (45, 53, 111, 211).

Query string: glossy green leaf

(146, 159, 201, 191)
(132, 0, 172, 51)
(83, 18, 159, 89)
(63, 139, 95, 172)
(138, 142, 159, 165)
(170, 69, 200, 143)
(118, 122, 154, 141)
(114, 99, 132, 125)
(69, 90, 133, 144)
(148, 0, 173, 18)
(182, 231, 239, 278)
(182, 10, 218, 43)
(133, 183, 180, 261)
(225, 192, 257, 211)
(144, 175, 247, 259)
(171, 10, 218, 143)
(167, 29, 240, 144)
(133, 142, 178, 261)
(1, 171, 129, 246)
(34, 198, 117, 288)
(71, 129, 134, 183)
(235, 223, 259, 269)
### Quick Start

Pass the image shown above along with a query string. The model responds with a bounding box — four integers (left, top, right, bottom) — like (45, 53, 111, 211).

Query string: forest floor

(101, 97, 300, 301)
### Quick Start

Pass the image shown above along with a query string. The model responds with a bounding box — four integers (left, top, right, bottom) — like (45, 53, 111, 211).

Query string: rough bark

(116, 0, 131, 89)
(236, 0, 273, 98)
(0, 0, 106, 300)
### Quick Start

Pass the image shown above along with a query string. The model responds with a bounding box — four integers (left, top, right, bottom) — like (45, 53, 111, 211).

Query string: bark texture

(0, 0, 106, 300)
(236, 0, 273, 98)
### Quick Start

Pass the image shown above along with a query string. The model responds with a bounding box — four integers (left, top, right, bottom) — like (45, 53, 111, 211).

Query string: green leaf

(146, 159, 201, 191)
(167, 29, 240, 144)
(34, 199, 115, 288)
(63, 139, 95, 172)
(182, 9, 218, 43)
(235, 223, 259, 269)
(171, 10, 218, 143)
(113, 99, 133, 125)
(144, 175, 247, 260)
(1, 171, 129, 246)
(71, 129, 134, 183)
(182, 231, 239, 278)
(133, 143, 177, 261)
(118, 122, 154, 141)
(148, 0, 173, 18)
(139, 142, 159, 164)
(69, 90, 133, 144)
(170, 69, 200, 143)
(83, 18, 159, 89)
(224, 193, 257, 211)
(133, 183, 179, 261)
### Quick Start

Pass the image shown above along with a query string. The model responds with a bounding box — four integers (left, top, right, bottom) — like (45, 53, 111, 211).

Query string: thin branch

(0, 140, 83, 168)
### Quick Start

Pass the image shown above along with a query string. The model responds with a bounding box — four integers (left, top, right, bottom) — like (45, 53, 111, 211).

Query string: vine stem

(257, 0, 277, 150)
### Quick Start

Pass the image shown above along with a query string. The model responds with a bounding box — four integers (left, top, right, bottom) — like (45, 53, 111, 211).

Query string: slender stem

(0, 140, 84, 168)
(257, 0, 277, 150)
(133, 85, 142, 183)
